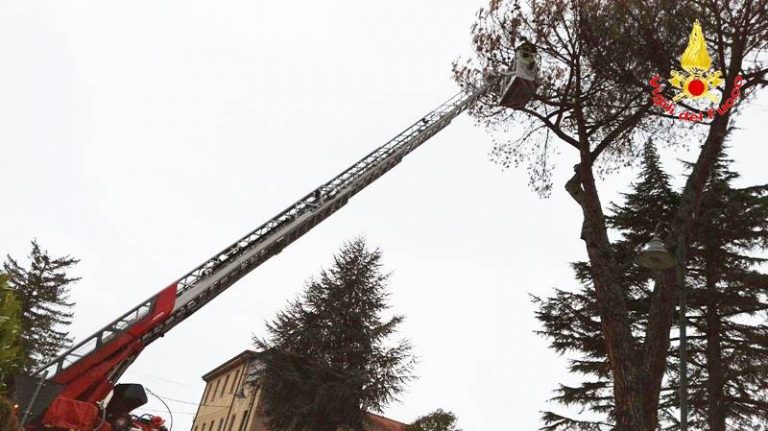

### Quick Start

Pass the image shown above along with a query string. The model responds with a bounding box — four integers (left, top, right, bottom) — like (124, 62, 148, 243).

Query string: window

(210, 379, 221, 402)
(209, 421, 215, 431)
(218, 418, 224, 431)
(221, 374, 230, 397)
(230, 369, 240, 392)
(193, 426, 198, 431)
(201, 423, 207, 431)
(238, 412, 248, 431)
(227, 415, 236, 431)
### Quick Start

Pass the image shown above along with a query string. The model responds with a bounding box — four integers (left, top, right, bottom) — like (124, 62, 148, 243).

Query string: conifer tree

(535, 144, 768, 430)
(253, 237, 415, 431)
(3, 240, 79, 371)
(665, 155, 768, 431)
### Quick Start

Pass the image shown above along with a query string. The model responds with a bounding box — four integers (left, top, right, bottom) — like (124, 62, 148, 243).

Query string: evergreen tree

(0, 273, 23, 392)
(253, 237, 415, 431)
(665, 155, 768, 431)
(3, 240, 79, 371)
(405, 409, 462, 431)
(535, 144, 768, 430)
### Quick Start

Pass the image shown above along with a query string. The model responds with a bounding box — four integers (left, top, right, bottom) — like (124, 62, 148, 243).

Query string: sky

(1, 2, 766, 430)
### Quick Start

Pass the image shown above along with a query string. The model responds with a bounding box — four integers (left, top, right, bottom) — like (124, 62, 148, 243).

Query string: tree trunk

(567, 162, 652, 431)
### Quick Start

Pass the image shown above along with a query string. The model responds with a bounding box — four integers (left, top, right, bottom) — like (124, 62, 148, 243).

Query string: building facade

(191, 351, 268, 431)
(190, 350, 405, 431)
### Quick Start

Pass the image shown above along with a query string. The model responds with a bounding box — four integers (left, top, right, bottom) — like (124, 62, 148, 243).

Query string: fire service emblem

(649, 20, 742, 123)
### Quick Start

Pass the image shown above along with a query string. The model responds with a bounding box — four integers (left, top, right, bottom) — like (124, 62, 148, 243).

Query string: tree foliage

(455, 0, 685, 195)
(674, 155, 768, 431)
(405, 409, 461, 431)
(0, 273, 23, 393)
(253, 237, 415, 431)
(3, 240, 79, 372)
(455, 0, 767, 194)
(0, 393, 22, 431)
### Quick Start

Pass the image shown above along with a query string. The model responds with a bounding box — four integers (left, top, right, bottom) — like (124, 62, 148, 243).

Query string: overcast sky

(1, 2, 766, 430)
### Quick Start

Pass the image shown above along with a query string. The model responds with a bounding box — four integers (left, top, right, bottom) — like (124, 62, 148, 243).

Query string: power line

(188, 405, 232, 420)
(140, 407, 197, 416)
(130, 371, 203, 390)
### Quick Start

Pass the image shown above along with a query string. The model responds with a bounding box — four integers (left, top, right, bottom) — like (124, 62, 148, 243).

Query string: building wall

(190, 352, 403, 431)
(192, 360, 262, 431)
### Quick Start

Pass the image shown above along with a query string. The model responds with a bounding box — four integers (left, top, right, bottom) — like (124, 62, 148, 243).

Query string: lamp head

(635, 236, 677, 270)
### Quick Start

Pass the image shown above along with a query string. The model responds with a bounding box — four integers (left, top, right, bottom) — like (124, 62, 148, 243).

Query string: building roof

(365, 413, 407, 431)
(201, 350, 257, 381)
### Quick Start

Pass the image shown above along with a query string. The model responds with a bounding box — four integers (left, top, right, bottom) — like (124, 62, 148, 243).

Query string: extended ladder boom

(28, 84, 490, 412)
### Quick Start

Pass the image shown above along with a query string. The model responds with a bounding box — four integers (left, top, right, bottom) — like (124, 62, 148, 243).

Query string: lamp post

(636, 222, 687, 431)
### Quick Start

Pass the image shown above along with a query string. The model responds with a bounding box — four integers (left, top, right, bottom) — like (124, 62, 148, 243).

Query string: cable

(144, 391, 229, 408)
(93, 403, 107, 431)
(189, 405, 231, 420)
(156, 395, 229, 408)
(146, 388, 174, 431)
(131, 371, 204, 390)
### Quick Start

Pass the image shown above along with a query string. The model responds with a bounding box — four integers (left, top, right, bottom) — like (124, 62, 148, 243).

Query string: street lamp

(635, 222, 688, 431)
(635, 223, 676, 270)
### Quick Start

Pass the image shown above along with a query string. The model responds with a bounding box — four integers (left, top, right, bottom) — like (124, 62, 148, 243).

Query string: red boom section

(44, 285, 177, 417)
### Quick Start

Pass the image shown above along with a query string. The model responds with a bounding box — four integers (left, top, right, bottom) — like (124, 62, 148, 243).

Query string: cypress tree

(3, 240, 79, 371)
(253, 237, 415, 431)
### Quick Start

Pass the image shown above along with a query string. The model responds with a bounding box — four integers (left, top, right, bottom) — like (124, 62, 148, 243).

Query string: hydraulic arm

(17, 84, 491, 429)
(15, 44, 536, 428)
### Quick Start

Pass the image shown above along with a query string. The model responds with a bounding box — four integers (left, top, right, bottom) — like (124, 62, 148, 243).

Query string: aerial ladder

(11, 42, 538, 431)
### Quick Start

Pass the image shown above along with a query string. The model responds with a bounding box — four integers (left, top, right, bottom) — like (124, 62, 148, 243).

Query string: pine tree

(535, 144, 768, 430)
(405, 409, 462, 431)
(535, 141, 677, 430)
(253, 237, 415, 431)
(3, 240, 79, 371)
(0, 273, 23, 392)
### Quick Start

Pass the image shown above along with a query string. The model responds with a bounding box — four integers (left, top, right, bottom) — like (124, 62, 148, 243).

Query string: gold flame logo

(680, 20, 711, 72)
(669, 20, 723, 103)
